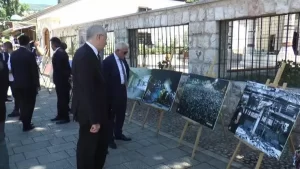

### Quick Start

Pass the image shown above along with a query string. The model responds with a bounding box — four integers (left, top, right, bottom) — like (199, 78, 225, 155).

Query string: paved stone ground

(1, 89, 249, 169)
(127, 99, 296, 169)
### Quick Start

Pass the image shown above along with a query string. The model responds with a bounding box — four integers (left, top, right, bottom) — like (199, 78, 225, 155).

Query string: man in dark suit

(103, 42, 131, 149)
(71, 25, 109, 169)
(2, 46, 12, 103)
(10, 35, 40, 132)
(50, 37, 71, 124)
(3, 42, 20, 117)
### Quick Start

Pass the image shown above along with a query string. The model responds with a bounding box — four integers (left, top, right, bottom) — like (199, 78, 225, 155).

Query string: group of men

(0, 24, 132, 169)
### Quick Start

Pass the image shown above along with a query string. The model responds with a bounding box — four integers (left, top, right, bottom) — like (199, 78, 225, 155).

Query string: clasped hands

(90, 124, 101, 133)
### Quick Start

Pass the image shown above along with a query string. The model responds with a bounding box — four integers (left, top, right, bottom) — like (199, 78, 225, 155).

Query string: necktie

(97, 52, 101, 61)
(119, 59, 127, 85)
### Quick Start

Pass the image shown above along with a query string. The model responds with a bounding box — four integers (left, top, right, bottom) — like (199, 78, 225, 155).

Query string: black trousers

(15, 87, 36, 128)
(9, 82, 20, 112)
(110, 85, 127, 141)
(55, 81, 70, 120)
(77, 124, 108, 169)
(0, 99, 5, 123)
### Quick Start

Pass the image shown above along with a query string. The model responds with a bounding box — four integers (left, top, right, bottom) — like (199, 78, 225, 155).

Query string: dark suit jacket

(102, 54, 129, 103)
(0, 56, 8, 101)
(2, 52, 9, 64)
(10, 47, 40, 89)
(52, 48, 71, 85)
(71, 43, 108, 126)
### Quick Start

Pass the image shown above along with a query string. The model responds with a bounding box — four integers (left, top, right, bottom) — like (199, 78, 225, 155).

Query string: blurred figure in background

(3, 42, 20, 118)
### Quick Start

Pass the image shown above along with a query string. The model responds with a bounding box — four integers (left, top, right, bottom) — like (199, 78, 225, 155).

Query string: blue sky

(20, 0, 57, 5)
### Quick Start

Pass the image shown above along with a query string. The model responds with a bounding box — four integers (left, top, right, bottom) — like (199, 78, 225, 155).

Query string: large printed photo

(177, 74, 229, 129)
(142, 69, 182, 111)
(228, 81, 300, 159)
(127, 68, 152, 100)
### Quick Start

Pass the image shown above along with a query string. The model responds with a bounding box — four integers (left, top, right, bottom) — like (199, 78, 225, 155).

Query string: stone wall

(49, 0, 300, 76)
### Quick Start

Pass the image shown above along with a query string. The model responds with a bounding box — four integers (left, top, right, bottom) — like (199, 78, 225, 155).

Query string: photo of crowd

(177, 74, 229, 129)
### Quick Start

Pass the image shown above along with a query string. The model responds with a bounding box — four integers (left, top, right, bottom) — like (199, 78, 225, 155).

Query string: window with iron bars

(219, 13, 300, 86)
(128, 25, 189, 73)
(103, 32, 115, 59)
(60, 35, 79, 59)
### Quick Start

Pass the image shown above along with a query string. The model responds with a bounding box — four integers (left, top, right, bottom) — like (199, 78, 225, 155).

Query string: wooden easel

(226, 62, 296, 169)
(178, 56, 228, 158)
(128, 100, 138, 124)
(142, 107, 165, 135)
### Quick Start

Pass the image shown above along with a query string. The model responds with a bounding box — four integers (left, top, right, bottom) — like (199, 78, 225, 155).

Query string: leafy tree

(0, 0, 29, 20)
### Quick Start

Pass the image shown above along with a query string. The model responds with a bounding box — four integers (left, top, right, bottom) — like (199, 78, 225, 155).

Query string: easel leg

(128, 101, 137, 124)
(220, 112, 227, 139)
(157, 110, 164, 135)
(226, 141, 241, 169)
(179, 121, 189, 146)
(142, 107, 150, 129)
(289, 134, 295, 153)
(192, 126, 202, 159)
(254, 153, 264, 169)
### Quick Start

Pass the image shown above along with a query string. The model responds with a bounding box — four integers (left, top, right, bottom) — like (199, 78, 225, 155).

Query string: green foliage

(0, 0, 29, 19)
(279, 60, 300, 88)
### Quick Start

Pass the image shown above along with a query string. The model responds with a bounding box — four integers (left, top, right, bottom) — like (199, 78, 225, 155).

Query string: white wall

(37, 0, 184, 29)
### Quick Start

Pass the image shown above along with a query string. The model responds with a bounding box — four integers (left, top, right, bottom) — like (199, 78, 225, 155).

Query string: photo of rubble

(228, 81, 300, 159)
(176, 74, 229, 129)
(127, 68, 152, 100)
(142, 69, 182, 111)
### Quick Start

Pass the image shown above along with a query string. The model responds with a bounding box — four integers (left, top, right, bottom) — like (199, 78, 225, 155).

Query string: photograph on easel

(228, 81, 300, 159)
(174, 73, 189, 104)
(127, 68, 152, 100)
(176, 74, 229, 129)
(142, 69, 182, 111)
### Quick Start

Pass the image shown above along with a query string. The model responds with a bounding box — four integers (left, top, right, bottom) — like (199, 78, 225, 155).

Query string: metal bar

(251, 19, 256, 79)
(218, 21, 222, 78)
(237, 20, 240, 80)
(285, 14, 290, 61)
(178, 25, 181, 72)
(258, 17, 262, 81)
(154, 27, 156, 69)
(143, 29, 146, 67)
(267, 16, 271, 78)
(229, 21, 233, 79)
(244, 19, 247, 78)
(297, 14, 300, 63)
(174, 26, 176, 71)
(276, 16, 280, 73)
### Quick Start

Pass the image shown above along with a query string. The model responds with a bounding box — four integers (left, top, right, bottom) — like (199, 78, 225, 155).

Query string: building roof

(22, 0, 80, 21)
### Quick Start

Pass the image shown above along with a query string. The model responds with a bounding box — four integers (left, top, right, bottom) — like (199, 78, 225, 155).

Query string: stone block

(137, 16, 144, 28)
(215, 7, 224, 20)
(189, 8, 198, 22)
(23, 148, 49, 159)
(131, 16, 139, 28)
(148, 15, 156, 27)
(290, 0, 300, 12)
(275, 0, 289, 14)
(161, 15, 168, 26)
(47, 142, 76, 153)
(155, 15, 161, 27)
(261, 0, 276, 14)
(205, 21, 219, 34)
(189, 22, 205, 35)
(182, 11, 190, 24)
(15, 158, 39, 169)
(224, 5, 235, 19)
(210, 34, 219, 48)
(204, 49, 218, 62)
(235, 1, 248, 18)
(198, 8, 206, 21)
(174, 11, 183, 25)
(13, 141, 51, 154)
(248, 0, 264, 16)
(206, 8, 215, 21)
(167, 12, 175, 26)
(9, 153, 25, 163)
(198, 35, 210, 48)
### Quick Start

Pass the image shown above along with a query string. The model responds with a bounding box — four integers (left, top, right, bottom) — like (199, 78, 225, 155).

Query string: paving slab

(1, 89, 249, 169)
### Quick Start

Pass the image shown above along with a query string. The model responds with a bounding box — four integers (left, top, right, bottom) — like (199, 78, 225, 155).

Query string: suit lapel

(84, 44, 105, 81)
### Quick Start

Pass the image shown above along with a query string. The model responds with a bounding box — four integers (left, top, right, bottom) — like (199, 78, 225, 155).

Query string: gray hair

(86, 25, 107, 40)
(115, 42, 129, 51)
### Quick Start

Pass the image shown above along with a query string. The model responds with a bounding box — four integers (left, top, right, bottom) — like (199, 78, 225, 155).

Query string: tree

(0, 0, 29, 20)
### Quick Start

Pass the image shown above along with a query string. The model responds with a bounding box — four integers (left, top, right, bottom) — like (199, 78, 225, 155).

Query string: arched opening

(43, 28, 50, 57)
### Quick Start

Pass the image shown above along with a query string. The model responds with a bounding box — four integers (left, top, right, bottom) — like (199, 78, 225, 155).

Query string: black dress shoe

(7, 112, 20, 117)
(109, 142, 117, 149)
(115, 134, 132, 141)
(51, 116, 61, 121)
(56, 119, 70, 124)
(23, 124, 35, 132)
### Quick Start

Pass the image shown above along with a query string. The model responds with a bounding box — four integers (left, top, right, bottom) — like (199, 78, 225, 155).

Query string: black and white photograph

(142, 69, 182, 111)
(174, 73, 189, 104)
(127, 68, 152, 100)
(228, 81, 300, 159)
(176, 74, 229, 129)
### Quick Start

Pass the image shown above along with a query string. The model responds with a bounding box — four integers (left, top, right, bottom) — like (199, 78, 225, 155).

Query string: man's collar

(86, 42, 98, 56)
(54, 47, 60, 53)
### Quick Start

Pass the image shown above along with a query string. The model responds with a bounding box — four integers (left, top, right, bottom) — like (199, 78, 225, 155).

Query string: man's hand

(90, 124, 100, 133)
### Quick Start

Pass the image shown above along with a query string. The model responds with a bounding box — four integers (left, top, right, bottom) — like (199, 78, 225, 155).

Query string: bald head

(86, 25, 107, 51)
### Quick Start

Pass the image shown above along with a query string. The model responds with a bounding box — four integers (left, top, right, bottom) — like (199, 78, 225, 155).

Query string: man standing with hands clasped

(71, 25, 109, 169)
(103, 42, 131, 149)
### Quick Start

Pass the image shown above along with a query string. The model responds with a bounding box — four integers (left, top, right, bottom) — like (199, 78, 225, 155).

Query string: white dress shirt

(114, 53, 127, 84)
(86, 42, 98, 57)
(7, 53, 14, 82)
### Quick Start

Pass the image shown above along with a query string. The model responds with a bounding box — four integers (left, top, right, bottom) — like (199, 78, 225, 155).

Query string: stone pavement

(1, 89, 249, 169)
